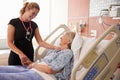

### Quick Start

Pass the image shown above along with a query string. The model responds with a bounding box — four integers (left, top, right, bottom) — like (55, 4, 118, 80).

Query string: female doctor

(7, 2, 60, 66)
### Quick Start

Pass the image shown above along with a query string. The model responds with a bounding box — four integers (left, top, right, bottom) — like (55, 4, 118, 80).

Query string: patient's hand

(28, 63, 34, 69)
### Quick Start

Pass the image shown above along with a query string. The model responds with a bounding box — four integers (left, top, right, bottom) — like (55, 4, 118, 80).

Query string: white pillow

(71, 32, 83, 52)
(71, 32, 83, 65)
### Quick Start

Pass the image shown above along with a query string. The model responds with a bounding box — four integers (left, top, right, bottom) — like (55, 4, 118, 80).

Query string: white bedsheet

(31, 68, 56, 80)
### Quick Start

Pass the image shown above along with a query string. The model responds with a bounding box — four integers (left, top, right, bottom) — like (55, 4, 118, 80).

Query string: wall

(0, 0, 23, 38)
(50, 0, 68, 31)
(89, 0, 120, 39)
(68, 0, 120, 39)
(68, 0, 90, 36)
(89, 17, 120, 39)
(27, 0, 68, 38)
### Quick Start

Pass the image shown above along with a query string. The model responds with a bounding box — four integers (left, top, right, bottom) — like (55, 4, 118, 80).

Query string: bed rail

(34, 24, 71, 62)
(71, 24, 120, 80)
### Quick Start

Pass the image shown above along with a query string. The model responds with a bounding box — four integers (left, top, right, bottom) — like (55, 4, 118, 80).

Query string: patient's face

(59, 34, 70, 45)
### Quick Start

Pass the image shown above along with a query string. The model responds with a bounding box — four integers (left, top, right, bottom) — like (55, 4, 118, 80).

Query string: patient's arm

(29, 63, 60, 74)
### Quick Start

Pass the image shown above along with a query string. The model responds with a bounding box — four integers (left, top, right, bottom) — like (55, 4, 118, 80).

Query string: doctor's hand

(21, 57, 32, 66)
(19, 54, 32, 66)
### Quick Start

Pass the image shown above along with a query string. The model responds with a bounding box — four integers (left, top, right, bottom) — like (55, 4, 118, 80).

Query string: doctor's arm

(34, 28, 60, 50)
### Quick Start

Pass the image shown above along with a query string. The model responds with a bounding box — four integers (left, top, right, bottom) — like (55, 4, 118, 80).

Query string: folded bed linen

(0, 66, 44, 80)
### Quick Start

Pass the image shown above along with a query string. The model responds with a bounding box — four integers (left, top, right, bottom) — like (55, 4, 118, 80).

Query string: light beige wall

(50, 0, 68, 31)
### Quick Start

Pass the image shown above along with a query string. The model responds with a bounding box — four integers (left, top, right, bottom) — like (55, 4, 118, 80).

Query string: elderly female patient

(0, 31, 75, 80)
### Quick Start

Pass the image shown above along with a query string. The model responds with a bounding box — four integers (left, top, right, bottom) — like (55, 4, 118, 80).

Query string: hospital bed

(34, 24, 120, 80)
(0, 24, 119, 80)
(71, 24, 120, 80)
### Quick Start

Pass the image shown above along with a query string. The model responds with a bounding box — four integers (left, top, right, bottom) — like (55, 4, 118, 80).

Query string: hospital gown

(41, 49, 73, 80)
(0, 49, 73, 80)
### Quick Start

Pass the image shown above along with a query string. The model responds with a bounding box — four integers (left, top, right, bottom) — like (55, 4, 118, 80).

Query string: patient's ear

(68, 39, 71, 43)
(68, 43, 71, 49)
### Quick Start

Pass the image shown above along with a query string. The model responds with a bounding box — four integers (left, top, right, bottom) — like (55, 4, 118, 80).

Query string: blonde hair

(65, 32, 75, 49)
(20, 2, 40, 15)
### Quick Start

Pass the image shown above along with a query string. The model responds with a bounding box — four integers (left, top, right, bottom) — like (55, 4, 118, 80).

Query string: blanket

(0, 66, 44, 80)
